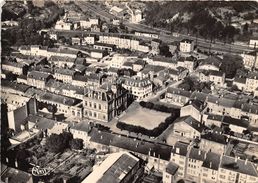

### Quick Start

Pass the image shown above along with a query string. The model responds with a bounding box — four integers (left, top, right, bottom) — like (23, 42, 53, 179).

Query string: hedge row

(116, 110, 179, 137)
(139, 101, 176, 113)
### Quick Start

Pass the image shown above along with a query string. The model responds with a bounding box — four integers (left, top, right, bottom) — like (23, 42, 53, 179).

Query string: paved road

(74, 1, 254, 54)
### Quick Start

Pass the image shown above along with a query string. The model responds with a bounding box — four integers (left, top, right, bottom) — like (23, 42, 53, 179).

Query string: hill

(144, 1, 258, 42)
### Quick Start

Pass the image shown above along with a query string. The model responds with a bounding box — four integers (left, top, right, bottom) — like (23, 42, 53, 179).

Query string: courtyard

(119, 104, 171, 130)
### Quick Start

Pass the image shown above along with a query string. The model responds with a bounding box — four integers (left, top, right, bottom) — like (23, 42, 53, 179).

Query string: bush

(46, 134, 66, 153)
(70, 139, 84, 150)
(139, 101, 178, 113)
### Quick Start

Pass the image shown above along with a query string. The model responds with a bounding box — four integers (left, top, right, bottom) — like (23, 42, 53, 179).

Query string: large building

(82, 152, 141, 183)
(83, 83, 128, 122)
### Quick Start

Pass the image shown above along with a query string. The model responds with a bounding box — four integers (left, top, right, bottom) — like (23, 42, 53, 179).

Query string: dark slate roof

(189, 147, 206, 161)
(1, 79, 31, 93)
(40, 92, 82, 106)
(167, 87, 191, 98)
(234, 77, 246, 84)
(134, 59, 146, 65)
(222, 116, 249, 128)
(199, 56, 222, 68)
(165, 162, 179, 175)
(171, 141, 189, 156)
(89, 129, 173, 161)
(26, 115, 55, 130)
(220, 156, 258, 177)
(142, 65, 166, 74)
(207, 114, 223, 121)
(74, 57, 86, 65)
(178, 56, 195, 62)
(174, 116, 208, 133)
(55, 68, 76, 76)
(207, 96, 235, 108)
(190, 91, 208, 102)
(153, 56, 173, 63)
(70, 122, 91, 132)
(185, 99, 205, 112)
(49, 55, 75, 63)
(201, 132, 228, 145)
(209, 70, 224, 77)
(202, 152, 220, 170)
(1, 166, 33, 183)
(27, 71, 51, 81)
(73, 74, 88, 82)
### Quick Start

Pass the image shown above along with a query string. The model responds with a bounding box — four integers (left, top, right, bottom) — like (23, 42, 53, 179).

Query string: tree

(243, 23, 249, 34)
(61, 132, 73, 148)
(159, 43, 172, 57)
(221, 54, 243, 78)
(70, 139, 84, 150)
(46, 134, 66, 153)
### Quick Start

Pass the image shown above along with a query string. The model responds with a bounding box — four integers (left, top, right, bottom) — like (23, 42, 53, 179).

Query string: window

(94, 103, 96, 109)
(94, 112, 97, 117)
(99, 104, 101, 110)
(219, 175, 226, 179)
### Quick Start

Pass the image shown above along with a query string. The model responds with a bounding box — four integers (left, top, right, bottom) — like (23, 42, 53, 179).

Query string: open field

(119, 105, 170, 130)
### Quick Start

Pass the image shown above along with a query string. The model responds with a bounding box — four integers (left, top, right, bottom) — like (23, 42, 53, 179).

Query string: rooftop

(70, 122, 91, 132)
(167, 87, 191, 98)
(174, 115, 208, 133)
(221, 155, 258, 177)
(171, 141, 189, 156)
(82, 152, 139, 183)
(202, 152, 220, 170)
(27, 70, 51, 81)
(201, 132, 228, 145)
(89, 129, 173, 161)
(40, 92, 82, 106)
(165, 162, 179, 175)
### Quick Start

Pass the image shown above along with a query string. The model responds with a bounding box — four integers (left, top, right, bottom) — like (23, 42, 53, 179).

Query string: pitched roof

(189, 147, 206, 161)
(89, 129, 173, 161)
(70, 122, 91, 132)
(171, 141, 189, 156)
(174, 116, 208, 133)
(27, 71, 51, 81)
(167, 87, 191, 98)
(201, 132, 228, 145)
(165, 162, 179, 175)
(202, 151, 220, 170)
(220, 156, 258, 177)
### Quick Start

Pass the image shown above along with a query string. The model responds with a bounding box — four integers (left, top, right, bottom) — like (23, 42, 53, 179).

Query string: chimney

(176, 147, 180, 154)
(100, 135, 103, 139)
(245, 158, 248, 165)
(209, 162, 212, 168)
(6, 157, 9, 163)
(14, 159, 18, 168)
(198, 150, 201, 156)
(235, 156, 238, 163)
(204, 152, 207, 159)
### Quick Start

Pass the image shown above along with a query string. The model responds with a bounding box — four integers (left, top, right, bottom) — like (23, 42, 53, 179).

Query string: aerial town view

(1, 0, 258, 183)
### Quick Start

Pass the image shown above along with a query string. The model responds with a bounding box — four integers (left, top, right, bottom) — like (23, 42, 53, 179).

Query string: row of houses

(234, 71, 258, 93)
(98, 35, 150, 53)
(165, 87, 258, 127)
